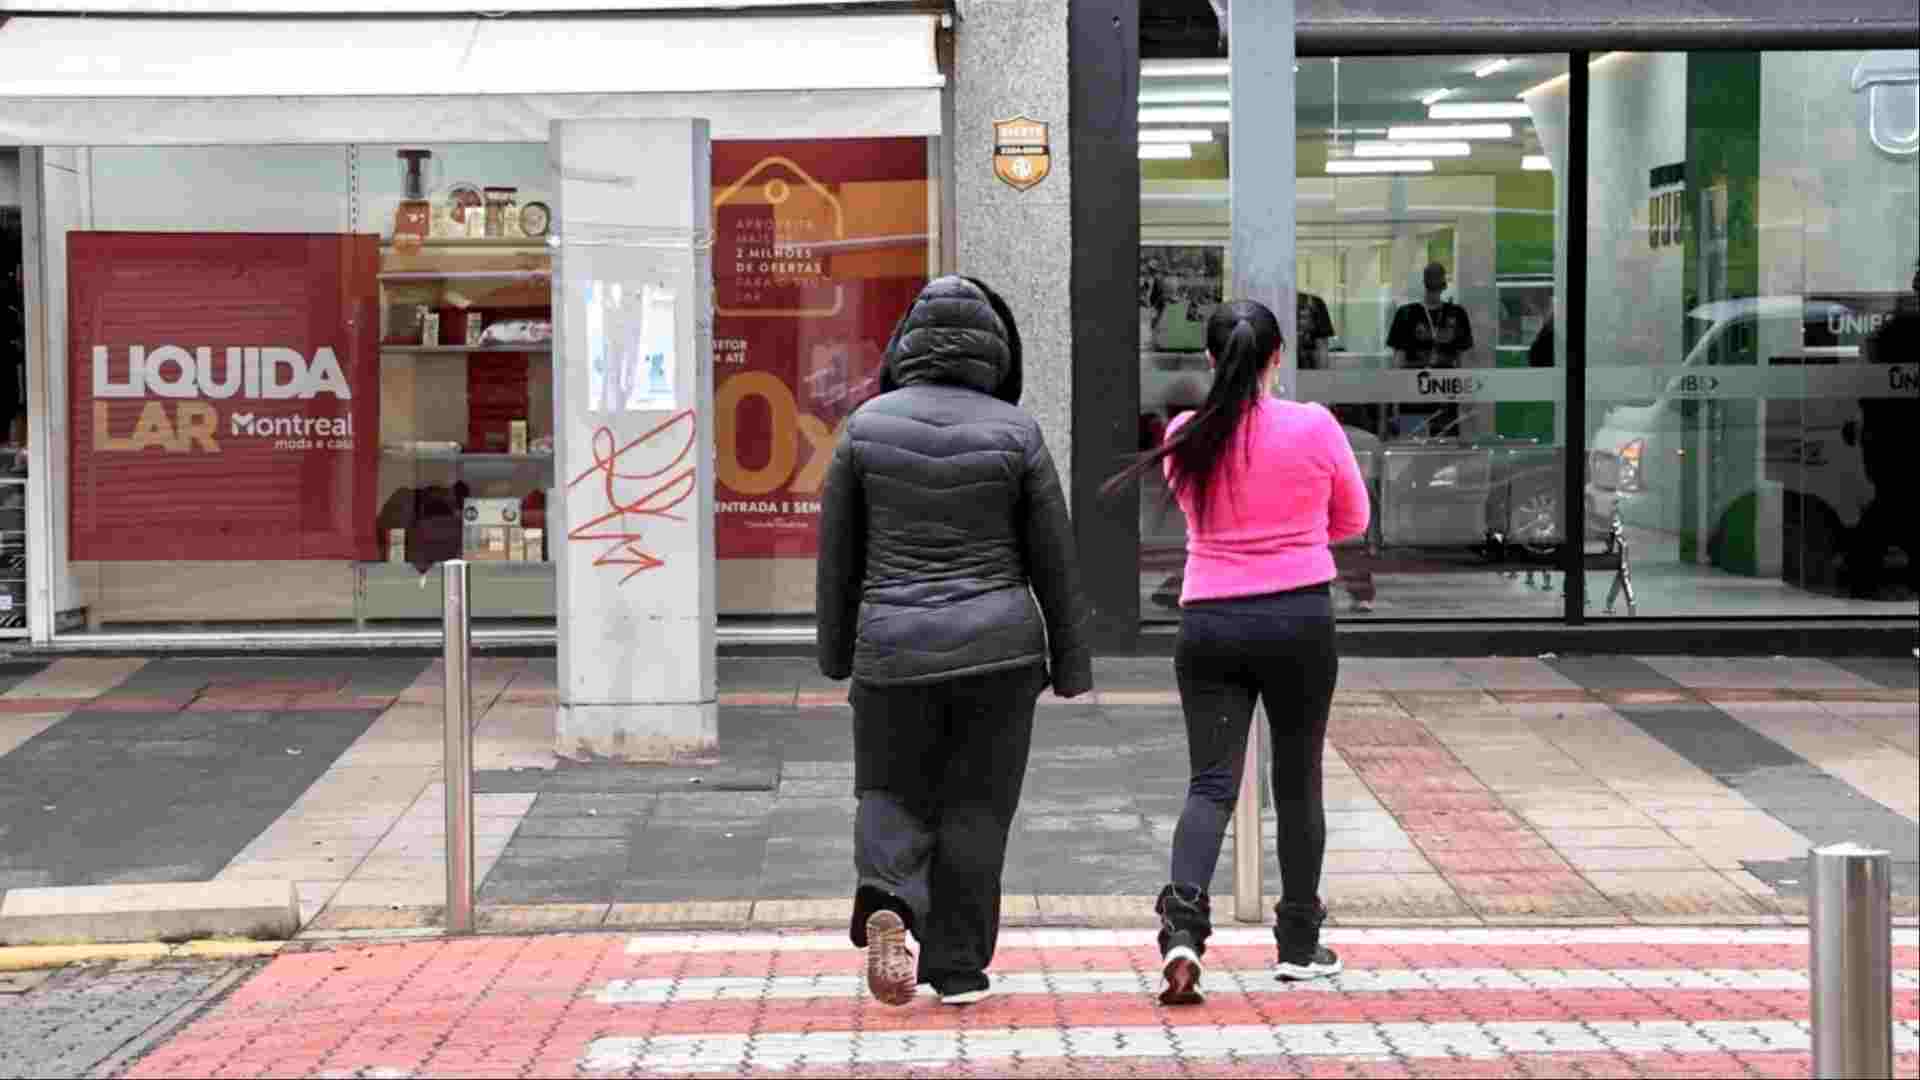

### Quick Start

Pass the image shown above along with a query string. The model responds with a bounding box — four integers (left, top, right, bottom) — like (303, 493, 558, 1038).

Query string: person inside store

(1845, 259, 1919, 600)
(816, 275, 1093, 1009)
(1105, 299, 1370, 1006)
(1296, 290, 1336, 370)
(1385, 261, 1474, 439)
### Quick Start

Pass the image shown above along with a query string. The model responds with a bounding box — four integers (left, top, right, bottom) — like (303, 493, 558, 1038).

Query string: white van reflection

(1588, 294, 1914, 591)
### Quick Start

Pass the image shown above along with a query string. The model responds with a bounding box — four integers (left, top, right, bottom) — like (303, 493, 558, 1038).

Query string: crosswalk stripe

(624, 926, 1920, 954)
(580, 1019, 1920, 1073)
(596, 966, 1919, 1003)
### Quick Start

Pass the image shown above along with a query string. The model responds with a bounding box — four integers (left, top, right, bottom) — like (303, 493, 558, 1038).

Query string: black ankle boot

(1274, 899, 1341, 981)
(1155, 883, 1212, 1006)
(1155, 883, 1213, 959)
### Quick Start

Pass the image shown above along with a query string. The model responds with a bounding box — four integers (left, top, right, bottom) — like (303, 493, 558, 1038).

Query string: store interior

(1135, 51, 1918, 621)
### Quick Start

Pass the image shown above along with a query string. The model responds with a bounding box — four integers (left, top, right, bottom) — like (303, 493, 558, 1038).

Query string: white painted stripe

(582, 1019, 1920, 1073)
(595, 966, 1920, 1004)
(625, 926, 1920, 954)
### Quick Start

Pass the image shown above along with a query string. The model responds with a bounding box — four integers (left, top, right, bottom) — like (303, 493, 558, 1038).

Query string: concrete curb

(0, 881, 301, 948)
(0, 940, 283, 972)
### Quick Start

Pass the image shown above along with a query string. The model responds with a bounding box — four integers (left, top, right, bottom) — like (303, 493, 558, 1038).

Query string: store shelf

(382, 449, 553, 464)
(378, 270, 549, 282)
(381, 344, 552, 355)
(383, 237, 549, 249)
(384, 344, 552, 355)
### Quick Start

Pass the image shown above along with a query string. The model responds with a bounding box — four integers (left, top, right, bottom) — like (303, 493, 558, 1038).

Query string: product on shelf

(394, 149, 434, 250)
(479, 318, 551, 346)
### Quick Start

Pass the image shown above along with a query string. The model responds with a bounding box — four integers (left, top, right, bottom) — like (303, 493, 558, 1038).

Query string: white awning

(0, 13, 944, 143)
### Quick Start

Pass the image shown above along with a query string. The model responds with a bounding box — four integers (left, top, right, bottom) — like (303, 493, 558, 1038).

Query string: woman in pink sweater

(1108, 299, 1369, 1005)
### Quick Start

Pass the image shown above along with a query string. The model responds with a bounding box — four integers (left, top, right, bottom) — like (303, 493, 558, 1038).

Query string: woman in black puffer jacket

(817, 275, 1093, 1007)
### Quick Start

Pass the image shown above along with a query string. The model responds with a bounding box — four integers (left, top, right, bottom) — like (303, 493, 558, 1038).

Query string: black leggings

(1169, 585, 1338, 905)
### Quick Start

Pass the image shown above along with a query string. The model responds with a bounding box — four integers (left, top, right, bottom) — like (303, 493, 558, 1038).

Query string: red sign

(68, 232, 381, 561)
(711, 138, 929, 559)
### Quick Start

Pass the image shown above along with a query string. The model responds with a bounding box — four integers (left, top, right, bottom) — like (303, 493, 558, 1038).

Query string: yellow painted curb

(0, 942, 171, 971)
(0, 939, 284, 971)
(176, 940, 286, 960)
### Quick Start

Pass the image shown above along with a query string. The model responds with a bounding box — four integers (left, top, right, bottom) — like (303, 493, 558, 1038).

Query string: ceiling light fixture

(1141, 107, 1232, 125)
(1354, 140, 1471, 158)
(1518, 53, 1628, 98)
(1141, 59, 1232, 79)
(1139, 88, 1231, 105)
(1140, 144, 1196, 160)
(1428, 102, 1534, 120)
(1139, 128, 1215, 144)
(1474, 58, 1512, 78)
(1523, 155, 1552, 171)
(1388, 123, 1514, 141)
(1327, 159, 1436, 174)
(1421, 87, 1458, 106)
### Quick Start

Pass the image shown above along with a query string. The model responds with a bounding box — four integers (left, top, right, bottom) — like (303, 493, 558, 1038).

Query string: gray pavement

(0, 959, 251, 1080)
(0, 653, 1914, 932)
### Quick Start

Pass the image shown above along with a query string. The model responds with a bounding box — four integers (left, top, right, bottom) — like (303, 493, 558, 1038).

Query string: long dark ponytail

(1102, 299, 1284, 526)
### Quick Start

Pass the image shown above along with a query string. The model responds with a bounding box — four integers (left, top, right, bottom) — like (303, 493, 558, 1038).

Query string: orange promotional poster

(711, 138, 930, 559)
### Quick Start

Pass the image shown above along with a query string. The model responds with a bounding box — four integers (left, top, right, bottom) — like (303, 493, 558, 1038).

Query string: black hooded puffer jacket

(815, 276, 1093, 694)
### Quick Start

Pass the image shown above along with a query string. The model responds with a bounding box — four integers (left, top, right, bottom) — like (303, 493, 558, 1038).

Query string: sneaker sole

(1274, 956, 1344, 981)
(864, 910, 916, 1006)
(1159, 946, 1204, 1006)
(937, 987, 992, 1006)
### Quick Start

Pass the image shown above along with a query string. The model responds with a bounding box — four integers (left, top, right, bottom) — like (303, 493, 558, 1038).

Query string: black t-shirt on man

(1386, 300, 1474, 368)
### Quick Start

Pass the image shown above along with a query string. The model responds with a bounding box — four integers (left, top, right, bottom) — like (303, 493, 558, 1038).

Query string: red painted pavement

(123, 931, 1920, 1080)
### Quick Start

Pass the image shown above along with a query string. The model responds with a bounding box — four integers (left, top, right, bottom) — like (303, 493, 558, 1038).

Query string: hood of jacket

(879, 275, 1023, 405)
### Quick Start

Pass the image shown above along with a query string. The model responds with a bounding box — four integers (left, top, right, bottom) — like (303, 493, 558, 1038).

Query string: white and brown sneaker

(863, 909, 917, 1006)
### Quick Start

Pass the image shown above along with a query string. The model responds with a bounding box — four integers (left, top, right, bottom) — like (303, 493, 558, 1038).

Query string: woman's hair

(1102, 299, 1284, 526)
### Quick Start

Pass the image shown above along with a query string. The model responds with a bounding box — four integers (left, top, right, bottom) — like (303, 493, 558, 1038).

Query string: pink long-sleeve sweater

(1164, 398, 1371, 605)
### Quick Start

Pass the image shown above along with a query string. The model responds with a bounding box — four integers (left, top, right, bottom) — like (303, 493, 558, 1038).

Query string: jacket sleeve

(1323, 407, 1372, 545)
(1019, 428, 1095, 698)
(814, 430, 865, 681)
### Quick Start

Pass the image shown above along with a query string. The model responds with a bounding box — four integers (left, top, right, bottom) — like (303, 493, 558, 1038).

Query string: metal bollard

(1233, 710, 1264, 923)
(443, 560, 475, 935)
(1810, 842, 1893, 1080)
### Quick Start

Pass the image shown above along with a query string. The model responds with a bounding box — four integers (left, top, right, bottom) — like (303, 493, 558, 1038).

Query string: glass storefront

(1576, 50, 1919, 615)
(1137, 47, 1917, 622)
(52, 137, 933, 633)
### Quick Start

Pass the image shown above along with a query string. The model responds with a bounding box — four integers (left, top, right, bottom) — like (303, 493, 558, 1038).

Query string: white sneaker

(1274, 945, 1343, 981)
(937, 978, 992, 1006)
(1159, 945, 1205, 1006)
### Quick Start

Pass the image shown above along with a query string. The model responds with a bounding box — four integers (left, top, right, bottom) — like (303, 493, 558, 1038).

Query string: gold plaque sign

(993, 116, 1052, 191)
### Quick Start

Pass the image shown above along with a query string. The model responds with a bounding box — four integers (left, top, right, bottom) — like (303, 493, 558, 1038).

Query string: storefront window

(55, 136, 933, 633)
(1139, 55, 1570, 620)
(1577, 50, 1919, 615)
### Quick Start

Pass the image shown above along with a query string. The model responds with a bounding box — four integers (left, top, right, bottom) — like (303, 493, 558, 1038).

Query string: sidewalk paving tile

(1537, 828, 1684, 849)
(0, 657, 143, 700)
(474, 903, 609, 931)
(1557, 847, 1715, 872)
(604, 900, 753, 925)
(1580, 870, 1778, 917)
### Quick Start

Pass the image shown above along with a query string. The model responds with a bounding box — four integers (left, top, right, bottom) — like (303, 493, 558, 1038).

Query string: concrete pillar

(1230, 0, 1297, 397)
(953, 0, 1072, 476)
(550, 119, 717, 762)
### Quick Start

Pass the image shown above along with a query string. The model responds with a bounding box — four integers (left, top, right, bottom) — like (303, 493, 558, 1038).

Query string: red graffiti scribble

(565, 410, 698, 583)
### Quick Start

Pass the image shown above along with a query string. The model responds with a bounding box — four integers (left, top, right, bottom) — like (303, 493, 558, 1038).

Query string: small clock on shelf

(519, 201, 551, 239)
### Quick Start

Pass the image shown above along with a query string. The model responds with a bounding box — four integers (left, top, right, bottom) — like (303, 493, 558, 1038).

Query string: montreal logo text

(90, 345, 354, 453)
